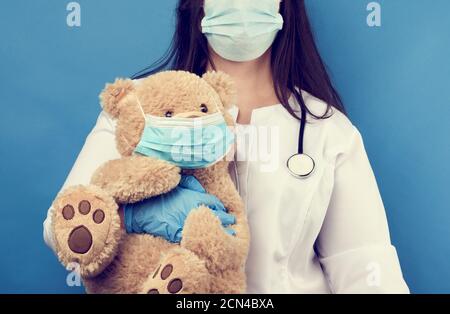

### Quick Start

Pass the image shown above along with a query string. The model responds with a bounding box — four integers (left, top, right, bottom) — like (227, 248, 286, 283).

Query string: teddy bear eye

(165, 111, 173, 118)
(200, 104, 208, 113)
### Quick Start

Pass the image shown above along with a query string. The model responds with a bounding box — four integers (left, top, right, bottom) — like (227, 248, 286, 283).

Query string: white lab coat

(43, 90, 409, 294)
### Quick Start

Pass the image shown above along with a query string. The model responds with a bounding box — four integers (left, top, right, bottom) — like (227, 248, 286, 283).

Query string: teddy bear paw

(52, 185, 123, 278)
(140, 248, 210, 294)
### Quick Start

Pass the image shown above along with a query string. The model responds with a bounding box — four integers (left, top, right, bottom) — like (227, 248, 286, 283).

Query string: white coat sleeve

(43, 111, 121, 254)
(316, 127, 410, 294)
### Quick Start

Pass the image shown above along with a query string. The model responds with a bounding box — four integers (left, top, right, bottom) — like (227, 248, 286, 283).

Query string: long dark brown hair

(133, 0, 346, 121)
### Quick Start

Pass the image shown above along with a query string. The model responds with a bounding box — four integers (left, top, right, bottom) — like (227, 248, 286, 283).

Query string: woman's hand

(123, 175, 236, 243)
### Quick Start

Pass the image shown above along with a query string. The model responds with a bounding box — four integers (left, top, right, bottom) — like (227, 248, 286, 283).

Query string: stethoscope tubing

(287, 103, 315, 179)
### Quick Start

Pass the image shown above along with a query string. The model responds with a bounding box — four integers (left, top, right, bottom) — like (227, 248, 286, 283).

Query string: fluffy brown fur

(51, 71, 250, 293)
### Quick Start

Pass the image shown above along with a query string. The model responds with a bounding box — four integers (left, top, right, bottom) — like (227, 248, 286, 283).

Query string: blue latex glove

(124, 175, 236, 243)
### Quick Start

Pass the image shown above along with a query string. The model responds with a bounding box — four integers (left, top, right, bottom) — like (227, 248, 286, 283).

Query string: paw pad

(62, 205, 75, 220)
(61, 200, 106, 254)
(68, 226, 92, 254)
(78, 200, 90, 214)
(147, 264, 183, 294)
(93, 209, 105, 224)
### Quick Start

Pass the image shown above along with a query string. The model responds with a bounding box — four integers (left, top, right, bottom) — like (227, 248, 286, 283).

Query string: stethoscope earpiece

(287, 153, 315, 179)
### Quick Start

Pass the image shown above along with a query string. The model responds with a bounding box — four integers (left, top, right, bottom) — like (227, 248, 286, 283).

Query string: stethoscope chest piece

(287, 153, 315, 178)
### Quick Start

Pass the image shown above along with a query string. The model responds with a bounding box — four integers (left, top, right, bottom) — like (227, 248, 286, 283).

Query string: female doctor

(43, 0, 409, 293)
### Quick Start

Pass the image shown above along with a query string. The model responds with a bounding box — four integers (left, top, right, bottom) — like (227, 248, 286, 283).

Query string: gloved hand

(124, 175, 236, 243)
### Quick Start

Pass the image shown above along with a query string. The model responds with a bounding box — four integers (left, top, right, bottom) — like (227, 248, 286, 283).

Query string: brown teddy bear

(51, 70, 250, 294)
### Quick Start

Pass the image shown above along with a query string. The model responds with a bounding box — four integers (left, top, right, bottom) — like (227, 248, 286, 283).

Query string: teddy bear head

(99, 71, 237, 157)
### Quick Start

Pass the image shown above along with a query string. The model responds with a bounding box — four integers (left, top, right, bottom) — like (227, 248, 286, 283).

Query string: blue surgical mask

(201, 0, 284, 62)
(133, 96, 235, 169)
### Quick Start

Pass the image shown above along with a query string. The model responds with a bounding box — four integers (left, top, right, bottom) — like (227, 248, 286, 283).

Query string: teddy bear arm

(91, 155, 181, 204)
(181, 206, 249, 273)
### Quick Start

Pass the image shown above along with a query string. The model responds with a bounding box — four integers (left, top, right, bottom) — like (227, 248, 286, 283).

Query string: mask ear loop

(212, 92, 224, 113)
(117, 94, 147, 154)
(211, 93, 237, 167)
(134, 94, 147, 120)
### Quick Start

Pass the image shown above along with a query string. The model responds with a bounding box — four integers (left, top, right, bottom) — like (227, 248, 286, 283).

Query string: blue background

(0, 0, 448, 293)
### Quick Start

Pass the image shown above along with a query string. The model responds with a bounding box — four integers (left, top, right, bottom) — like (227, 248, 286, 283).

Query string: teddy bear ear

(99, 78, 135, 119)
(202, 71, 237, 110)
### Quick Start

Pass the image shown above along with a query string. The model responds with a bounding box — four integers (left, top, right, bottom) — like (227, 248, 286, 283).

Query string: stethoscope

(232, 103, 315, 187)
(286, 106, 315, 179)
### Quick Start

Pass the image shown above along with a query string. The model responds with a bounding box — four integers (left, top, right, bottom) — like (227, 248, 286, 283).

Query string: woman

(44, 0, 409, 293)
